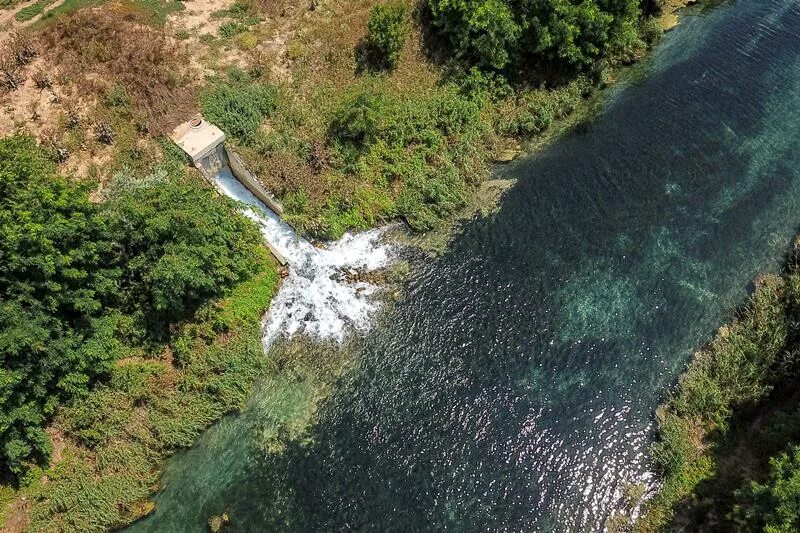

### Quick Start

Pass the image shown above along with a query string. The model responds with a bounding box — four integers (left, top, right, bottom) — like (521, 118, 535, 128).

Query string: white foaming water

(213, 167, 393, 349)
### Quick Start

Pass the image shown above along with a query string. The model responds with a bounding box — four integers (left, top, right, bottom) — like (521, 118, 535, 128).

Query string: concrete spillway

(170, 116, 395, 348)
(170, 117, 287, 265)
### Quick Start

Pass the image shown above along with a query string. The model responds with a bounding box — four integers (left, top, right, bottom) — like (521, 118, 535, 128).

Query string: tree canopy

(0, 136, 120, 475)
(103, 171, 264, 330)
(427, 0, 642, 74)
(0, 136, 264, 476)
(733, 446, 800, 532)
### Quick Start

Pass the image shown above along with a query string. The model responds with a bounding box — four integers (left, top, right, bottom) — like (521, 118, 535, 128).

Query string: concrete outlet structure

(170, 116, 226, 164)
(170, 115, 289, 266)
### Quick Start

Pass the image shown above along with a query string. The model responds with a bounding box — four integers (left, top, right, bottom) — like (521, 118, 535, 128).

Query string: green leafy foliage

(15, 1, 46, 21)
(200, 71, 278, 143)
(219, 20, 245, 38)
(639, 267, 800, 530)
(495, 76, 592, 137)
(0, 136, 120, 476)
(103, 172, 264, 332)
(733, 446, 800, 532)
(29, 320, 274, 531)
(427, 0, 642, 74)
(0, 136, 266, 478)
(326, 83, 488, 234)
(364, 2, 410, 69)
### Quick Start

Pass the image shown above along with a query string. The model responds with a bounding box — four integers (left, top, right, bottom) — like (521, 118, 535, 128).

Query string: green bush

(14, 1, 44, 21)
(364, 2, 409, 69)
(200, 73, 278, 143)
(640, 275, 794, 529)
(102, 172, 265, 332)
(496, 76, 592, 137)
(0, 136, 267, 479)
(0, 136, 121, 475)
(219, 20, 244, 38)
(427, 0, 641, 74)
(325, 84, 488, 234)
(733, 446, 800, 531)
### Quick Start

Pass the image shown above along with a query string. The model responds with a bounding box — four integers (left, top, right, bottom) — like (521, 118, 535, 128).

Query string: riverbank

(635, 234, 800, 530)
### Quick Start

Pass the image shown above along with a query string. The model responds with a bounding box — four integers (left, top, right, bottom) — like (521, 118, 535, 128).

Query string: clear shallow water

(131, 1, 800, 531)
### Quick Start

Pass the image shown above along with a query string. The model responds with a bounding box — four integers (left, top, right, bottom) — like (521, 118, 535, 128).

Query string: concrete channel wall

(225, 148, 285, 217)
(170, 118, 289, 266)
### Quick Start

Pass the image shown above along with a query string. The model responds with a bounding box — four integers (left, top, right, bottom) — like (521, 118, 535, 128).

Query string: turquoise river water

(131, 1, 800, 530)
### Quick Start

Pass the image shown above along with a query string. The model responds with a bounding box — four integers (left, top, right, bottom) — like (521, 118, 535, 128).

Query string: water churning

(212, 167, 393, 349)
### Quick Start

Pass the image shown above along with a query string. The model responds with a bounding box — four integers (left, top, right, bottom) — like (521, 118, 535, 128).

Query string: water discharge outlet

(169, 116, 394, 349)
(170, 116, 287, 265)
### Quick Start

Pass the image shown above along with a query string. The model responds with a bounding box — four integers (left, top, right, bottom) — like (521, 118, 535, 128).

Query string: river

(131, 0, 800, 530)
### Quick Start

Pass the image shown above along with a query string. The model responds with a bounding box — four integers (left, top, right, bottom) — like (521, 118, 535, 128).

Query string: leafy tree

(0, 136, 120, 474)
(0, 137, 265, 477)
(102, 172, 264, 332)
(427, 0, 641, 74)
(365, 2, 410, 69)
(733, 445, 800, 532)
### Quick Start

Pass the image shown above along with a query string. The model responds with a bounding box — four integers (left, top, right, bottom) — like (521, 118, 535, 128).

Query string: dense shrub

(495, 76, 592, 137)
(0, 136, 266, 478)
(327, 84, 488, 233)
(200, 72, 278, 143)
(0, 136, 120, 475)
(427, 0, 641, 74)
(15, 1, 45, 22)
(102, 171, 265, 332)
(732, 445, 800, 531)
(364, 2, 409, 70)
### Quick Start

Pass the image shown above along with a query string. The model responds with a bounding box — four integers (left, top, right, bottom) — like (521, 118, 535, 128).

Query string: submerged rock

(208, 512, 230, 532)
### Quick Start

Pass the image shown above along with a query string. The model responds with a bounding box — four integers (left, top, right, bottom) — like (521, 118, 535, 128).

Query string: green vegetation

(200, 71, 278, 143)
(327, 84, 488, 232)
(427, 0, 643, 75)
(732, 446, 800, 531)
(104, 171, 265, 332)
(363, 2, 409, 70)
(15, 1, 47, 21)
(203, 0, 666, 241)
(494, 75, 593, 137)
(26, 267, 278, 530)
(0, 136, 267, 480)
(0, 135, 119, 476)
(639, 249, 800, 530)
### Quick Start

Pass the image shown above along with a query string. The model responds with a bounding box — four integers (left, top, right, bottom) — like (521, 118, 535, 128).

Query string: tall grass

(17, 266, 279, 531)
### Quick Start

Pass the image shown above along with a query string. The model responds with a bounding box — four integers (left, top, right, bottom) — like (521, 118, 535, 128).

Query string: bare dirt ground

(660, 0, 698, 30)
(164, 0, 309, 81)
(0, 56, 68, 138)
(0, 1, 68, 138)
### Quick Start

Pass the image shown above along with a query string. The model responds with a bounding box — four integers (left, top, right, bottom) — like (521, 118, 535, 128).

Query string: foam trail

(212, 167, 393, 349)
